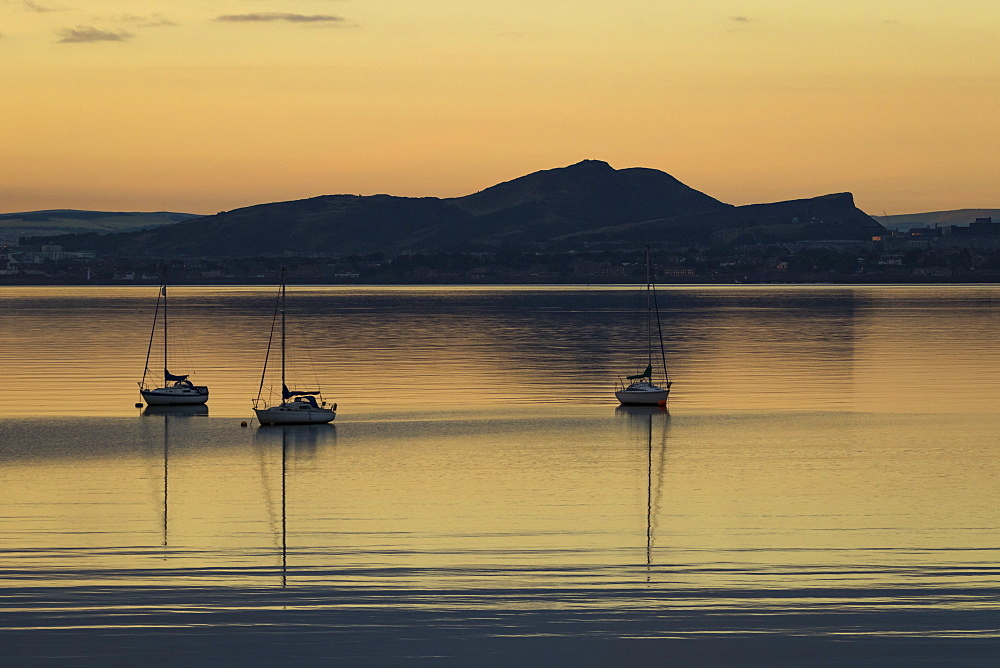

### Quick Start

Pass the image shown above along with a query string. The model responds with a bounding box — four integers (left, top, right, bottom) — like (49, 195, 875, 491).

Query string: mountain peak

(452, 160, 723, 219)
(565, 159, 613, 170)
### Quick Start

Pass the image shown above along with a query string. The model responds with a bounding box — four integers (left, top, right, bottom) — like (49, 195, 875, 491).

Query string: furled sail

(627, 364, 652, 381)
(282, 384, 320, 399)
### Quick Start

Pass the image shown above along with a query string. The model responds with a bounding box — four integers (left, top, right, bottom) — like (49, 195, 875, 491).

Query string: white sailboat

(139, 276, 209, 406)
(253, 269, 336, 425)
(615, 246, 672, 406)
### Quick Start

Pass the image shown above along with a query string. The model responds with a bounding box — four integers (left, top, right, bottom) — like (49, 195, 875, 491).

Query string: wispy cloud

(727, 15, 753, 33)
(24, 1, 57, 12)
(57, 25, 132, 43)
(113, 13, 176, 27)
(215, 12, 344, 24)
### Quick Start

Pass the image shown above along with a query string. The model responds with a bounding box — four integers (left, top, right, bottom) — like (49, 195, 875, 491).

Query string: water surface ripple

(1, 285, 999, 664)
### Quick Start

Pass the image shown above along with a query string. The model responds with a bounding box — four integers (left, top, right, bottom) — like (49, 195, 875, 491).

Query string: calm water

(1, 285, 999, 665)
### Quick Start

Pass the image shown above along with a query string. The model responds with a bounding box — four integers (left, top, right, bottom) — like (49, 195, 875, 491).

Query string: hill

(875, 209, 1000, 231)
(0, 210, 200, 243)
(444, 159, 728, 246)
(43, 161, 882, 257)
(565, 192, 883, 246)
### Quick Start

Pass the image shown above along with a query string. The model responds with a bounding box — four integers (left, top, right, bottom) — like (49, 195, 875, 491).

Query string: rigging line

(281, 268, 287, 393)
(141, 281, 163, 387)
(256, 279, 283, 405)
(650, 276, 670, 385)
(162, 268, 168, 382)
(629, 266, 646, 372)
(163, 288, 197, 380)
(645, 247, 654, 366)
(287, 307, 325, 397)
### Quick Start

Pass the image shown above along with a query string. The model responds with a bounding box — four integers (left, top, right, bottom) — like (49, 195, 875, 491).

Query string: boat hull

(615, 386, 669, 405)
(254, 406, 336, 425)
(141, 386, 209, 406)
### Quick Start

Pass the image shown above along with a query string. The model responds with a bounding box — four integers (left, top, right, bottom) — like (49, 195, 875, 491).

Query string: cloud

(215, 12, 344, 23)
(726, 15, 753, 33)
(114, 13, 176, 27)
(57, 25, 132, 42)
(24, 1, 57, 12)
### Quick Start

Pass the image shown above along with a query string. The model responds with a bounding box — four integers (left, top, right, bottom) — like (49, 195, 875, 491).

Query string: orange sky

(2, 1, 997, 215)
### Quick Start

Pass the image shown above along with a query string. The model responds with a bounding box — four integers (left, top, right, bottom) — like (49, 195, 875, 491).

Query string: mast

(162, 271, 168, 384)
(254, 270, 283, 408)
(141, 285, 161, 389)
(645, 246, 653, 368)
(280, 267, 287, 394)
(648, 251, 670, 387)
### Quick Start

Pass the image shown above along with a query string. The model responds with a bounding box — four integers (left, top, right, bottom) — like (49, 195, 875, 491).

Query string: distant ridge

(875, 209, 1000, 231)
(0, 210, 200, 241)
(39, 161, 883, 256)
(562, 192, 882, 246)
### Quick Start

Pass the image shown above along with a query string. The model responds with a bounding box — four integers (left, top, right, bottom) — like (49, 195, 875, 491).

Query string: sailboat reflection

(141, 403, 209, 548)
(254, 424, 337, 586)
(142, 404, 209, 418)
(615, 405, 670, 573)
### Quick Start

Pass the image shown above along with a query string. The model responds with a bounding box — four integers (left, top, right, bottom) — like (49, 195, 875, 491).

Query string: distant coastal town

(2, 163, 997, 286)
(3, 216, 998, 285)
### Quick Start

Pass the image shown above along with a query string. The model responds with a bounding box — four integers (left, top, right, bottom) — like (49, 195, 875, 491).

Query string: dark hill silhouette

(561, 192, 883, 245)
(434, 160, 729, 248)
(46, 161, 882, 256)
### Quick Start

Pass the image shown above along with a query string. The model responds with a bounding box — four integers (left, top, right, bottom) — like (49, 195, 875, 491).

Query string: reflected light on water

(1, 284, 999, 417)
(1, 285, 1000, 662)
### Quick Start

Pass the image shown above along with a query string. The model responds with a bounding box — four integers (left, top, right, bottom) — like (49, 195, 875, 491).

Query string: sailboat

(615, 246, 672, 405)
(253, 269, 336, 425)
(139, 276, 209, 406)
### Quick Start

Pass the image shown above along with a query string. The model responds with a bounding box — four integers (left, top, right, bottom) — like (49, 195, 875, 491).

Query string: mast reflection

(615, 405, 670, 574)
(140, 404, 209, 548)
(254, 424, 337, 586)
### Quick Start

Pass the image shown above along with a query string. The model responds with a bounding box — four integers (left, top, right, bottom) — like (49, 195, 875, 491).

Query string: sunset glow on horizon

(3, 0, 997, 216)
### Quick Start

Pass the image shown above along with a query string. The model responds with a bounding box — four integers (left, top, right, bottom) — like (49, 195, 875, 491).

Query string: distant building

(950, 217, 999, 238)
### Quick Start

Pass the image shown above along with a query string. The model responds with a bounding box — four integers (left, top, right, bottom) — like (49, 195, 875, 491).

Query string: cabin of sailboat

(253, 269, 336, 425)
(616, 247, 672, 406)
(139, 277, 209, 406)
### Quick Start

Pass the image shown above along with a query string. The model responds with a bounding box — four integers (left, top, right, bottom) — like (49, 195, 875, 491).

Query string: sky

(2, 0, 998, 216)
